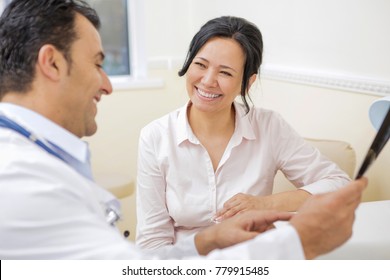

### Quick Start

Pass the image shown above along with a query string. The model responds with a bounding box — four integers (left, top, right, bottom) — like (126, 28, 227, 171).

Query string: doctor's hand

(289, 177, 367, 259)
(194, 210, 293, 256)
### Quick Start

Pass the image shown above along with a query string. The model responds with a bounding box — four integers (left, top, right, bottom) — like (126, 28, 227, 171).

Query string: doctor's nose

(101, 70, 113, 95)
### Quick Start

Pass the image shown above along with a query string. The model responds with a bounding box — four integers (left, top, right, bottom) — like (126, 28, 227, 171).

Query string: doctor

(0, 0, 366, 260)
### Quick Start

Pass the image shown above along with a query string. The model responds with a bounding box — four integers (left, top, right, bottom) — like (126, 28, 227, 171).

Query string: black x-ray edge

(355, 106, 390, 179)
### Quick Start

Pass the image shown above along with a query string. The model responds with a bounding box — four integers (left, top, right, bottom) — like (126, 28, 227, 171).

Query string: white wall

(146, 0, 390, 81)
(256, 79, 390, 201)
(88, 0, 390, 240)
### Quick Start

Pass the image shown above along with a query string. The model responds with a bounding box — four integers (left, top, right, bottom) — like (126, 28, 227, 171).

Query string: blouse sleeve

(271, 113, 351, 194)
(136, 126, 176, 249)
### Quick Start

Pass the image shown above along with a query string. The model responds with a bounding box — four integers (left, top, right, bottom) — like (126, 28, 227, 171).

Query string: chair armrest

(107, 181, 134, 199)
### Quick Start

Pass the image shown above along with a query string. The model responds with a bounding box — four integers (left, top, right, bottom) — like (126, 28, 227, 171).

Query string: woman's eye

(194, 62, 206, 68)
(221, 71, 232, 77)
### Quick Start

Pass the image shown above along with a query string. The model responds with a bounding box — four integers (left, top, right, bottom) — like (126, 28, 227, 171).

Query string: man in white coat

(0, 0, 367, 260)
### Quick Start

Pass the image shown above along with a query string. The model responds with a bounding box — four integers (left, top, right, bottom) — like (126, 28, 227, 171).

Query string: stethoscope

(0, 114, 65, 160)
(0, 114, 121, 226)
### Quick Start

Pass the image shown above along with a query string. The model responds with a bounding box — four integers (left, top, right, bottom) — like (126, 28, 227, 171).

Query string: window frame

(0, 0, 162, 90)
(113, 0, 163, 90)
(109, 0, 163, 90)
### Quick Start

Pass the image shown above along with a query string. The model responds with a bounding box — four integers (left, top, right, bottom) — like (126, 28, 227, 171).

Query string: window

(87, 0, 131, 76)
(1, 0, 160, 89)
(87, 0, 159, 89)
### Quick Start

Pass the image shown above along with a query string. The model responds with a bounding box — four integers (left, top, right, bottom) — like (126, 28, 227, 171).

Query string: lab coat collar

(0, 103, 89, 163)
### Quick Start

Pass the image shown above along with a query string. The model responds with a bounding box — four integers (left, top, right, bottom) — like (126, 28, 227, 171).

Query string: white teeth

(197, 88, 221, 98)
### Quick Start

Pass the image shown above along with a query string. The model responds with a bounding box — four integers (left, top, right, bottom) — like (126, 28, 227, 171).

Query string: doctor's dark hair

(0, 0, 100, 100)
(178, 16, 263, 113)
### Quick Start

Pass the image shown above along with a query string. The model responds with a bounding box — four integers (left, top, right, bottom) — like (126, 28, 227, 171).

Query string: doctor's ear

(37, 45, 67, 81)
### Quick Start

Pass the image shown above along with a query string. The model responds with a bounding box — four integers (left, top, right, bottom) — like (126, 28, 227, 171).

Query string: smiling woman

(135, 16, 351, 251)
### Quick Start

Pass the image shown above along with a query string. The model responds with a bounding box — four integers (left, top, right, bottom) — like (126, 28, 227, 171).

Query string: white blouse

(136, 101, 350, 250)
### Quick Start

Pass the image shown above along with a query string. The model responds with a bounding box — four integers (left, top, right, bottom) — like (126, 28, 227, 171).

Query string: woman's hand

(214, 193, 270, 223)
(214, 189, 311, 222)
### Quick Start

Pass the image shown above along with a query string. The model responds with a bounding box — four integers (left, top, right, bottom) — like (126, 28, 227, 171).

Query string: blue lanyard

(0, 114, 65, 162)
(0, 114, 94, 181)
(0, 114, 121, 226)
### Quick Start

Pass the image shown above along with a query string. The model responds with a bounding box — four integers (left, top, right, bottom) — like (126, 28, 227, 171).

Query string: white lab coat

(0, 103, 304, 259)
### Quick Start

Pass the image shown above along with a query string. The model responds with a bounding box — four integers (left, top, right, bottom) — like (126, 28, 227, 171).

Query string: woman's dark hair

(0, 0, 100, 99)
(178, 16, 263, 113)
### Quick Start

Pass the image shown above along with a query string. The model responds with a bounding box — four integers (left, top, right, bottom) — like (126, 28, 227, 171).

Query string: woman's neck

(187, 103, 236, 137)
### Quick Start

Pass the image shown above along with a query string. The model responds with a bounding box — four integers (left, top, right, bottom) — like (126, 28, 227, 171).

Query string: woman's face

(186, 37, 246, 115)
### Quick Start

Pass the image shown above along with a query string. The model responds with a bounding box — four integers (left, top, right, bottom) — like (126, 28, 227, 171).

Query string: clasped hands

(213, 188, 312, 222)
(195, 178, 367, 259)
(213, 193, 270, 223)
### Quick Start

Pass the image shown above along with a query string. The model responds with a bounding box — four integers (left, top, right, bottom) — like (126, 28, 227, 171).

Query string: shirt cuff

(153, 233, 199, 259)
(205, 224, 305, 260)
(301, 177, 350, 195)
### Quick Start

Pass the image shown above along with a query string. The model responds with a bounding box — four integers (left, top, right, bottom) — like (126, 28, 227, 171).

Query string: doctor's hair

(178, 16, 263, 114)
(0, 0, 100, 100)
